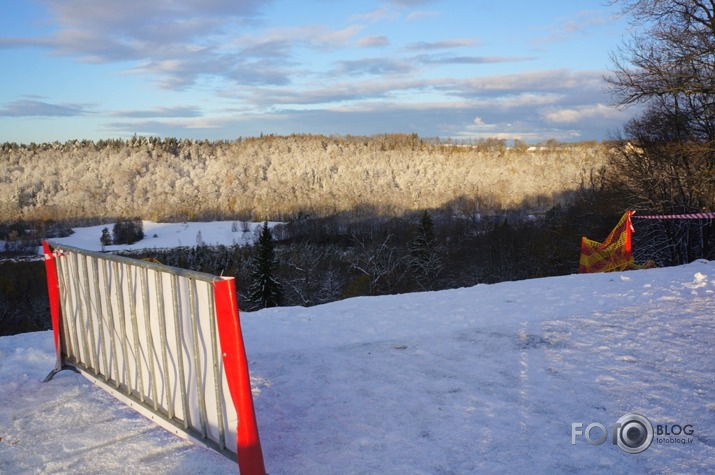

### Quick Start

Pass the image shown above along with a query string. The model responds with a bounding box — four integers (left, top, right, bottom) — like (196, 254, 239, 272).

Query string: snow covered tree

(247, 221, 283, 309)
(284, 242, 322, 306)
(349, 230, 406, 295)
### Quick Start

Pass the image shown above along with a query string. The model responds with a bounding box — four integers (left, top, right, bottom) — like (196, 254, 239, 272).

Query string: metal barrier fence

(42, 241, 265, 475)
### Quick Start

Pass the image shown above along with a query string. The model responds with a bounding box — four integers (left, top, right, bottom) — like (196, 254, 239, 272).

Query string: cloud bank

(0, 0, 632, 142)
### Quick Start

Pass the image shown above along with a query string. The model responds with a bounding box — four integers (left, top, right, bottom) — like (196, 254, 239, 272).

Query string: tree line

(0, 134, 607, 224)
(1, 192, 619, 336)
(121, 197, 617, 310)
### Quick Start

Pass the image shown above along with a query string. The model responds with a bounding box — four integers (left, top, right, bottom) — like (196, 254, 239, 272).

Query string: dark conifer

(247, 221, 283, 309)
(409, 211, 442, 289)
(100, 227, 113, 247)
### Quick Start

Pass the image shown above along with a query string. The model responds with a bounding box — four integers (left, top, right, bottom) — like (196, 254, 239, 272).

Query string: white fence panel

(43, 242, 264, 474)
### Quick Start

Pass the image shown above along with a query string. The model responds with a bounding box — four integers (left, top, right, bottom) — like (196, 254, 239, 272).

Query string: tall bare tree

(606, 0, 715, 263)
(608, 0, 715, 108)
(607, 0, 714, 145)
(607, 0, 715, 146)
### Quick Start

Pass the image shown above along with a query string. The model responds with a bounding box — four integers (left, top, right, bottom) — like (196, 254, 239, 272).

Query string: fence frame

(42, 241, 265, 475)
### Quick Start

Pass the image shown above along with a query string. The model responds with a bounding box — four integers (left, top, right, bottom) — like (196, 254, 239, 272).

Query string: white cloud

(351, 8, 396, 22)
(357, 36, 391, 47)
(533, 9, 617, 45)
(406, 11, 440, 22)
(406, 39, 479, 51)
(463, 69, 603, 93)
(0, 99, 93, 117)
(471, 93, 563, 110)
(1, 2, 634, 143)
(542, 103, 622, 124)
(109, 106, 202, 119)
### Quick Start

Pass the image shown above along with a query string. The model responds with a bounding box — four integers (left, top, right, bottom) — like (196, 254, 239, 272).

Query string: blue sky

(0, 0, 634, 144)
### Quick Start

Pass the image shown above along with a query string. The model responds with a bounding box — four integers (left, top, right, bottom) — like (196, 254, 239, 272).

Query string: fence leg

(213, 278, 266, 475)
(42, 241, 79, 382)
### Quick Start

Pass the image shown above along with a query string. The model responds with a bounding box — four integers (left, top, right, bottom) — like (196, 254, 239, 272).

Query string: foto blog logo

(572, 413, 654, 454)
(572, 413, 695, 454)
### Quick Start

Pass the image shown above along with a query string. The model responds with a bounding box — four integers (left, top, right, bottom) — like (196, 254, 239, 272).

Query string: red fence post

(213, 278, 266, 475)
(42, 241, 62, 372)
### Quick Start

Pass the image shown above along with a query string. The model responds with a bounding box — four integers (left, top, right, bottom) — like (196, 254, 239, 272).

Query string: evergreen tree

(247, 221, 283, 309)
(113, 218, 144, 245)
(100, 227, 112, 248)
(409, 211, 443, 290)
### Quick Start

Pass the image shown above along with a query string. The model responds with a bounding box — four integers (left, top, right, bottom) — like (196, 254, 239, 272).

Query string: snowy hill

(1, 258, 714, 473)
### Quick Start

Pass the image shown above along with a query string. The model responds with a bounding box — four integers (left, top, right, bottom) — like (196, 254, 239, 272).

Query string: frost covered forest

(1, 134, 606, 222)
(1, 134, 619, 335)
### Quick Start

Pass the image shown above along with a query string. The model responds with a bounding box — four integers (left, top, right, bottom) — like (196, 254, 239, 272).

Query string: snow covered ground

(46, 220, 278, 252)
(1, 224, 714, 473)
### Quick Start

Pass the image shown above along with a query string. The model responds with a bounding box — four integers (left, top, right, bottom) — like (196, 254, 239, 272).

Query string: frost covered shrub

(113, 219, 144, 245)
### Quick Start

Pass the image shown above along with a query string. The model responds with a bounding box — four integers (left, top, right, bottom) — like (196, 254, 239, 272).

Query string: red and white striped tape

(632, 212, 715, 219)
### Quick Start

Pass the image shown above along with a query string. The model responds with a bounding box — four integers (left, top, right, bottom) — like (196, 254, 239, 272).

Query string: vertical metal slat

(127, 267, 146, 402)
(171, 274, 190, 430)
(140, 267, 160, 412)
(102, 259, 121, 388)
(80, 254, 100, 375)
(71, 252, 92, 370)
(54, 252, 75, 361)
(154, 270, 174, 419)
(112, 261, 132, 396)
(189, 278, 209, 438)
(90, 257, 110, 381)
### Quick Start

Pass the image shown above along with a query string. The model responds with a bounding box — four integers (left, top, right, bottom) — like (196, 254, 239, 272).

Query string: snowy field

(46, 220, 278, 252)
(1, 223, 714, 473)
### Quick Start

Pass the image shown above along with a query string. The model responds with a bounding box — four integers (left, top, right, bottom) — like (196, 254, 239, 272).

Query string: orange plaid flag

(579, 211, 636, 273)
